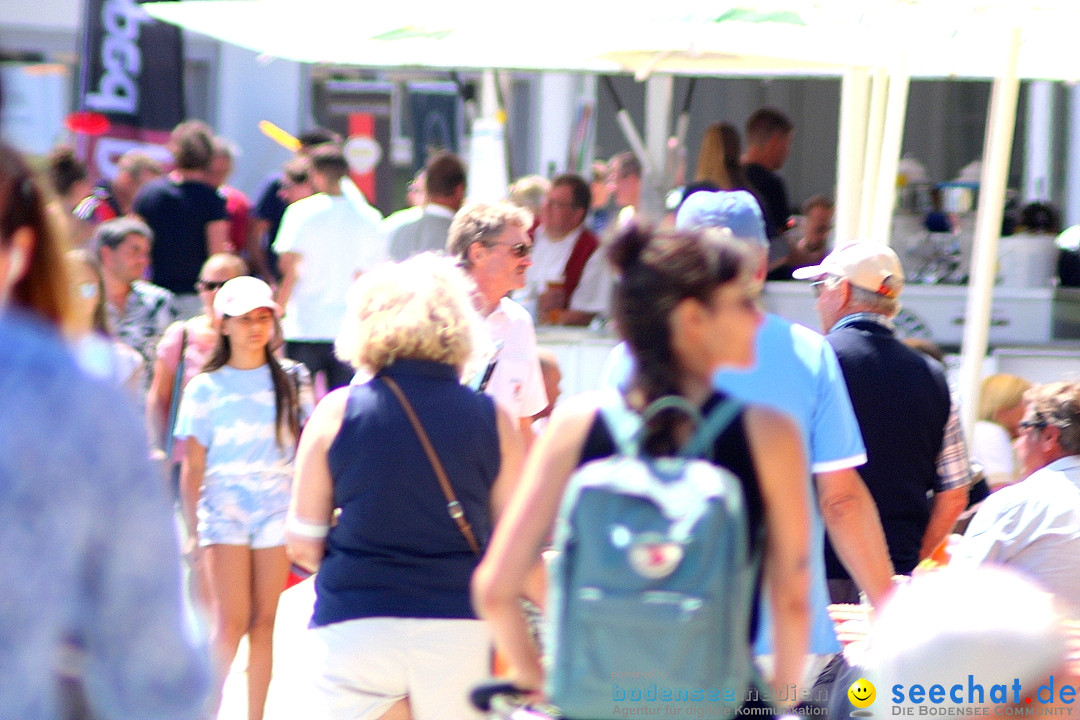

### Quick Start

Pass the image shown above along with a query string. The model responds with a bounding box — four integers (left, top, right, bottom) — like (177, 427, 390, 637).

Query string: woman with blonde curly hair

(287, 252, 523, 720)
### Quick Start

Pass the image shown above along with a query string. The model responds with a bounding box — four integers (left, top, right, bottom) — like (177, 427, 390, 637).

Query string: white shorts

(310, 616, 491, 720)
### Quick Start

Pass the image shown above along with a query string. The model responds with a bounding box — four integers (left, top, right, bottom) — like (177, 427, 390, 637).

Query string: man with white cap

(675, 191, 895, 687)
(794, 243, 970, 603)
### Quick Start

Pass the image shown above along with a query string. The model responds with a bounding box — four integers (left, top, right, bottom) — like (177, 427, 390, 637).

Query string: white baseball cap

(213, 276, 280, 317)
(792, 241, 905, 299)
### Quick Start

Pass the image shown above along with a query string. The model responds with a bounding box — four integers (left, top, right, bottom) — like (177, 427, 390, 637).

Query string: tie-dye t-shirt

(174, 364, 301, 513)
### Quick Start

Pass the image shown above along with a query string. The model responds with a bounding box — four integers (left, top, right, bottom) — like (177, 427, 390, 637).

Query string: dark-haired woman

(0, 142, 73, 327)
(174, 275, 312, 720)
(473, 225, 811, 715)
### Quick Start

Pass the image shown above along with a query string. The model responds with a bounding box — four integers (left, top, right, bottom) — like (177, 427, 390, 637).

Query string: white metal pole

(1023, 80, 1054, 202)
(536, 72, 576, 177)
(836, 67, 871, 244)
(466, 69, 510, 202)
(958, 27, 1023, 439)
(1065, 85, 1080, 228)
(870, 62, 910, 246)
(640, 74, 674, 221)
(858, 68, 889, 240)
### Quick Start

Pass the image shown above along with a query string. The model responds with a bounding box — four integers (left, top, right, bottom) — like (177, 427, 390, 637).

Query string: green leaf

(714, 8, 806, 25)
(372, 27, 453, 41)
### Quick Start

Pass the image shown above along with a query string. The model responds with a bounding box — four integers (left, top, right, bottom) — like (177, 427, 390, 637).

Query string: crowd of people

(1, 93, 1078, 720)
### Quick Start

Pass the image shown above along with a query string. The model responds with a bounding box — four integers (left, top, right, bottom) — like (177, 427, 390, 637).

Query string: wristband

(286, 513, 330, 539)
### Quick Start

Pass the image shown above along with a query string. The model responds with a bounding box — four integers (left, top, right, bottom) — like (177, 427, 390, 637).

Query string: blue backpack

(545, 394, 759, 719)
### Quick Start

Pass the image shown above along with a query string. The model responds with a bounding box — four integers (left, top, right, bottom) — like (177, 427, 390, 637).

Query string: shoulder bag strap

(163, 327, 188, 458)
(381, 375, 481, 555)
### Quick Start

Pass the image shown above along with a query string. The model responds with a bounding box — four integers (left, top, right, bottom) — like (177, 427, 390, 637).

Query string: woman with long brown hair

(473, 224, 811, 717)
(174, 275, 311, 720)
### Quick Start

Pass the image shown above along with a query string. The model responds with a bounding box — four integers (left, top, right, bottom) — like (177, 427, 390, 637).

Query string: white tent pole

(1066, 85, 1080, 228)
(858, 68, 889, 240)
(1023, 80, 1054, 202)
(466, 69, 510, 202)
(536, 72, 576, 177)
(958, 27, 1023, 440)
(480, 68, 499, 120)
(639, 74, 674, 221)
(870, 61, 910, 245)
(836, 67, 871, 244)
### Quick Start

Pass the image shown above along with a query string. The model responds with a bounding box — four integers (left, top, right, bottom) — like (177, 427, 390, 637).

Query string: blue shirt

(0, 310, 208, 720)
(716, 313, 866, 655)
(599, 313, 868, 655)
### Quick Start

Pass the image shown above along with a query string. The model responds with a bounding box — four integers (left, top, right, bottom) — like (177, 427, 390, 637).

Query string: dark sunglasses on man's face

(492, 241, 533, 258)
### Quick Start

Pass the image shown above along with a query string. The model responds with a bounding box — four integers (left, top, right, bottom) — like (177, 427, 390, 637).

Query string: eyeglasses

(810, 278, 830, 298)
(196, 279, 228, 293)
(490, 241, 533, 258)
(1019, 419, 1048, 431)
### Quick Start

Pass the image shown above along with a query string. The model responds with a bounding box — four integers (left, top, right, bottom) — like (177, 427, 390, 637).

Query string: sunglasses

(196, 279, 228, 292)
(491, 241, 533, 258)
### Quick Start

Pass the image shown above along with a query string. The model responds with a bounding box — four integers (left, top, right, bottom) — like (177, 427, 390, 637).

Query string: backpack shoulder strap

(679, 398, 743, 460)
(596, 391, 644, 458)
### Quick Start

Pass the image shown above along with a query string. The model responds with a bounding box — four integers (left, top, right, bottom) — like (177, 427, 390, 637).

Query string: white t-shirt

(519, 226, 581, 318)
(273, 193, 385, 341)
(482, 296, 548, 420)
(567, 246, 614, 315)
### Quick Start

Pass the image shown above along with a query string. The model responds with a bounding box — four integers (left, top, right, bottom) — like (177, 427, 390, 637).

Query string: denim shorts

(197, 472, 290, 548)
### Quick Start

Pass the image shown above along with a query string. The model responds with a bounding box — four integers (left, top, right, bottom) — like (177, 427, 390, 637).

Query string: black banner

(76, 0, 185, 179)
(408, 82, 460, 173)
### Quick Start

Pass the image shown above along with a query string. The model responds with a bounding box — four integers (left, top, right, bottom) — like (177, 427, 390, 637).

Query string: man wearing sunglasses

(447, 201, 548, 446)
(794, 242, 970, 603)
(951, 381, 1080, 615)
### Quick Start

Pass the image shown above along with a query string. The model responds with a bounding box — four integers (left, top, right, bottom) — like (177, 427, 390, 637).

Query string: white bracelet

(286, 513, 330, 539)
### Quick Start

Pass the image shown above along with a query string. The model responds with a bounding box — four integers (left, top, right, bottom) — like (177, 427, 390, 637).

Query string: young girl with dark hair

(174, 275, 312, 720)
(473, 224, 812, 717)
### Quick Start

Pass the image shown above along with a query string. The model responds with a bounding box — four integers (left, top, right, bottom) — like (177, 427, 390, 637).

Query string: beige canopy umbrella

(145, 0, 1080, 430)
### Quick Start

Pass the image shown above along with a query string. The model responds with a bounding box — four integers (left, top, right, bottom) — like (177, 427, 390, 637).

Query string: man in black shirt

(743, 107, 795, 272)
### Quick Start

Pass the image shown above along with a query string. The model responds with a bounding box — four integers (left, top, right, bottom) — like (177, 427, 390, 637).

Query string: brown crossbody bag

(381, 376, 481, 555)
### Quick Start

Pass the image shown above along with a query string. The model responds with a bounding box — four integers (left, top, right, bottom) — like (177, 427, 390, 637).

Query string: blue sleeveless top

(312, 359, 500, 627)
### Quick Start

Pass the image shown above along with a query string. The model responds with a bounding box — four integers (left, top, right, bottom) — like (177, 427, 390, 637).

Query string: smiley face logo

(848, 678, 876, 708)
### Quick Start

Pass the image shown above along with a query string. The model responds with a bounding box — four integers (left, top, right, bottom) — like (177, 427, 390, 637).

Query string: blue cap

(675, 190, 767, 249)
